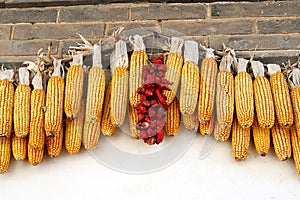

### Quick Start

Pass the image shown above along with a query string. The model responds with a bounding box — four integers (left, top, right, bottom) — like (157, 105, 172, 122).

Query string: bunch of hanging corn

(83, 44, 106, 150)
(271, 122, 291, 161)
(101, 82, 116, 136)
(234, 58, 254, 128)
(64, 54, 85, 120)
(165, 97, 180, 136)
(28, 71, 45, 165)
(179, 40, 199, 115)
(267, 64, 293, 128)
(198, 48, 218, 124)
(251, 60, 275, 129)
(45, 59, 64, 157)
(287, 67, 300, 129)
(216, 48, 235, 129)
(163, 37, 184, 105)
(129, 34, 148, 107)
(45, 59, 65, 137)
(110, 40, 129, 127)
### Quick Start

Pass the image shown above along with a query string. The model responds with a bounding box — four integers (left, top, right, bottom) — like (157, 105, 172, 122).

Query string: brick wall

(0, 1, 299, 67)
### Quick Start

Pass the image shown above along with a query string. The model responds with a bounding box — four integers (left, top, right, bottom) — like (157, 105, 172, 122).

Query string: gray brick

(0, 25, 11, 40)
(163, 20, 254, 36)
(209, 34, 300, 51)
(14, 23, 104, 40)
(257, 18, 300, 34)
(0, 56, 36, 68)
(211, 1, 300, 18)
(0, 40, 58, 56)
(0, 7, 57, 24)
(105, 21, 159, 37)
(131, 3, 206, 20)
(59, 5, 129, 22)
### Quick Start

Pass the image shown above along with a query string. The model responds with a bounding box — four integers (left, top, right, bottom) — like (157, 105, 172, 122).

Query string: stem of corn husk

(267, 64, 281, 76)
(251, 60, 265, 78)
(52, 58, 64, 78)
(70, 54, 83, 67)
(92, 44, 102, 68)
(287, 68, 300, 89)
(184, 40, 199, 64)
(0, 66, 14, 82)
(236, 58, 249, 73)
(219, 48, 236, 72)
(129, 34, 146, 51)
(170, 37, 184, 54)
(32, 71, 43, 90)
(18, 67, 30, 85)
(110, 40, 128, 73)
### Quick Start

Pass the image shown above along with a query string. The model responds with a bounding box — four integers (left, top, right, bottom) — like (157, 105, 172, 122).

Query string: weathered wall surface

(0, 1, 299, 67)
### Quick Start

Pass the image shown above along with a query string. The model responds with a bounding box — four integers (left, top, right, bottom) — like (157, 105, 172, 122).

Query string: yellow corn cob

(271, 122, 291, 161)
(165, 97, 180, 136)
(291, 87, 300, 129)
(65, 100, 84, 155)
(101, 82, 116, 136)
(83, 67, 106, 149)
(129, 105, 140, 139)
(46, 126, 63, 158)
(45, 76, 64, 137)
(129, 35, 148, 107)
(182, 113, 199, 132)
(216, 49, 235, 129)
(14, 84, 31, 137)
(252, 117, 270, 156)
(268, 64, 293, 128)
(12, 133, 27, 161)
(163, 37, 184, 104)
(291, 126, 300, 174)
(198, 49, 218, 123)
(231, 118, 250, 161)
(214, 122, 231, 142)
(64, 62, 84, 119)
(235, 59, 254, 128)
(0, 79, 14, 138)
(28, 146, 43, 166)
(28, 89, 46, 150)
(200, 112, 215, 135)
(0, 137, 11, 174)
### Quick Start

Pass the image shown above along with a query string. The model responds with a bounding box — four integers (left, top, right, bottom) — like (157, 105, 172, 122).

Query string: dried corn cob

(129, 35, 148, 107)
(216, 48, 235, 128)
(287, 68, 300, 129)
(182, 113, 199, 132)
(28, 146, 43, 166)
(12, 133, 27, 161)
(46, 125, 63, 158)
(163, 37, 184, 104)
(214, 122, 231, 142)
(200, 111, 215, 135)
(65, 100, 84, 154)
(45, 59, 65, 137)
(180, 40, 199, 114)
(165, 97, 180, 136)
(232, 118, 250, 161)
(251, 61, 275, 128)
(271, 122, 291, 161)
(129, 104, 140, 139)
(0, 137, 11, 174)
(252, 117, 270, 156)
(0, 70, 14, 138)
(291, 126, 300, 174)
(28, 72, 45, 150)
(14, 67, 31, 138)
(234, 59, 254, 128)
(101, 82, 116, 136)
(268, 64, 293, 128)
(198, 48, 218, 123)
(110, 40, 129, 126)
(64, 54, 84, 120)
(83, 44, 106, 149)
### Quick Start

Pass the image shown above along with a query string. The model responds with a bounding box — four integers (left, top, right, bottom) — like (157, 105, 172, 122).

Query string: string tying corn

(110, 40, 129, 126)
(14, 67, 31, 138)
(198, 48, 218, 123)
(251, 60, 275, 128)
(163, 37, 184, 104)
(83, 44, 106, 150)
(180, 40, 199, 115)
